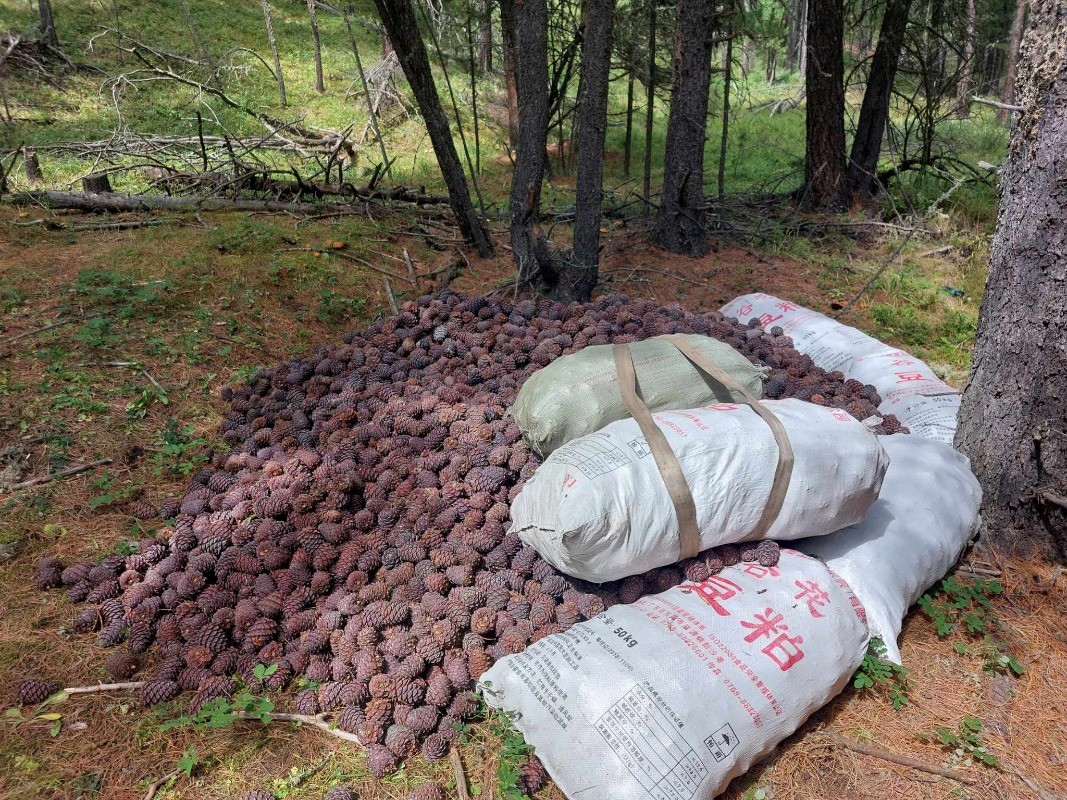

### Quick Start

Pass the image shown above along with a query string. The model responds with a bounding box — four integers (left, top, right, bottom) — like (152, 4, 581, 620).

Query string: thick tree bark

(38, 0, 58, 49)
(649, 0, 717, 256)
(499, 0, 520, 149)
(307, 0, 326, 93)
(22, 147, 42, 184)
(571, 0, 616, 296)
(802, 0, 847, 210)
(999, 0, 1028, 123)
(642, 0, 657, 214)
(374, 0, 493, 256)
(261, 0, 288, 108)
(955, 0, 976, 117)
(956, 0, 1067, 560)
(506, 0, 550, 283)
(847, 0, 912, 195)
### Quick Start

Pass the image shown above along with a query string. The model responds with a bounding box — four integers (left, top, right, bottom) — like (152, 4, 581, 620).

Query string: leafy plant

(918, 574, 1023, 676)
(125, 385, 169, 419)
(177, 746, 199, 777)
(89, 471, 141, 510)
(152, 419, 210, 476)
(922, 716, 1001, 768)
(853, 638, 912, 709)
(316, 290, 367, 325)
(4, 689, 69, 737)
(490, 711, 532, 800)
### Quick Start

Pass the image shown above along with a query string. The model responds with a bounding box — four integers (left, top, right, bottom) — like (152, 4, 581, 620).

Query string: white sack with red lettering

(479, 551, 870, 800)
(509, 398, 888, 583)
(795, 435, 981, 664)
(719, 293, 960, 443)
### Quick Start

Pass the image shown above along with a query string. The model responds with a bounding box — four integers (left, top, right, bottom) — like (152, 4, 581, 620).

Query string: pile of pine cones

(28, 292, 901, 780)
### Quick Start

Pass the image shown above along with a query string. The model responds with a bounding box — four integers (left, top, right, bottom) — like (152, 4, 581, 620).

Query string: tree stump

(82, 173, 113, 193)
(22, 148, 42, 184)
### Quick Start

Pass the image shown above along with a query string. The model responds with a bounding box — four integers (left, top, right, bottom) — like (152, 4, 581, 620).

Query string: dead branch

(6, 459, 113, 492)
(233, 711, 363, 745)
(1, 316, 81, 343)
(382, 275, 399, 315)
(450, 750, 471, 800)
(971, 95, 1024, 112)
(142, 770, 180, 800)
(65, 681, 146, 695)
(825, 733, 977, 784)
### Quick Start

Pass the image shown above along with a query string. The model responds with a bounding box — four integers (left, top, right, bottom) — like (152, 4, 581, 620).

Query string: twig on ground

(921, 246, 954, 257)
(403, 247, 416, 284)
(1004, 762, 1062, 800)
(74, 360, 166, 395)
(142, 769, 179, 800)
(274, 247, 409, 283)
(7, 459, 113, 492)
(233, 711, 363, 745)
(826, 733, 977, 784)
(382, 276, 399, 315)
(832, 227, 919, 319)
(65, 681, 146, 695)
(2, 316, 81, 344)
(450, 749, 470, 800)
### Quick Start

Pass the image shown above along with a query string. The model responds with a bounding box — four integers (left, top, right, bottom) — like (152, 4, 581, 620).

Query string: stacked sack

(487, 296, 981, 800)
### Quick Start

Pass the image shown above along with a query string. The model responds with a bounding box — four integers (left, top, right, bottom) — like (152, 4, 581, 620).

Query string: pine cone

(17, 679, 61, 705)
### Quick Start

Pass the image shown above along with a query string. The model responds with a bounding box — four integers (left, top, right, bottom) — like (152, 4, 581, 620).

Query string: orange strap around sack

(612, 337, 795, 560)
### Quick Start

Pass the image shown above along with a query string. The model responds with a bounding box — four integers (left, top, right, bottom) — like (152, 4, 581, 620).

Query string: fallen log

(5, 189, 448, 214)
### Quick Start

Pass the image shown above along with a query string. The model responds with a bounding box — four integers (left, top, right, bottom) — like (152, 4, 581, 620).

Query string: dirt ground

(0, 205, 1063, 800)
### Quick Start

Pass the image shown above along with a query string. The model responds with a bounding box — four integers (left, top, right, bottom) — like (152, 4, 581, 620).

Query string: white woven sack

(796, 435, 981, 664)
(480, 550, 870, 800)
(509, 398, 888, 583)
(720, 293, 960, 443)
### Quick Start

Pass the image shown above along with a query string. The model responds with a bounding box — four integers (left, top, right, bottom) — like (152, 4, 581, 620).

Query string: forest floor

(0, 205, 1064, 800)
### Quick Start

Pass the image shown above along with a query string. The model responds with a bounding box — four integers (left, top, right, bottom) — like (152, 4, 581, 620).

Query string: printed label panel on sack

(481, 551, 870, 800)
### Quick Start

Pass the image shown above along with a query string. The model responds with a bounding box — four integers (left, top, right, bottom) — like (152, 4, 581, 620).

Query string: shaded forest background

(0, 0, 1021, 300)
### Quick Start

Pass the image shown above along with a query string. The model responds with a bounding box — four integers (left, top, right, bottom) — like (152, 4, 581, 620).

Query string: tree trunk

(650, 0, 717, 256)
(797, 0, 808, 76)
(956, 0, 1067, 560)
(955, 0, 976, 117)
(766, 46, 777, 83)
(847, 0, 912, 195)
(499, 0, 520, 149)
(506, 0, 550, 283)
(373, 0, 494, 257)
(261, 0, 288, 108)
(718, 17, 733, 204)
(928, 0, 945, 82)
(571, 0, 617, 297)
(802, 0, 847, 210)
(307, 0, 326, 93)
(343, 6, 391, 173)
(477, 0, 493, 73)
(624, 50, 635, 177)
(38, 0, 58, 49)
(999, 0, 1028, 123)
(785, 0, 803, 71)
(642, 0, 657, 214)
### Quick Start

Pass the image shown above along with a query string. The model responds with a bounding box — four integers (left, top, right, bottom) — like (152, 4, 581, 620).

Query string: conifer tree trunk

(999, 0, 1028, 123)
(642, 0, 657, 213)
(956, 0, 1067, 560)
(571, 0, 617, 295)
(649, 0, 717, 256)
(374, 0, 493, 256)
(307, 0, 326, 94)
(955, 0, 976, 117)
(261, 0, 288, 108)
(477, 0, 493, 73)
(802, 0, 847, 210)
(499, 0, 520, 149)
(848, 0, 912, 194)
(38, 0, 58, 49)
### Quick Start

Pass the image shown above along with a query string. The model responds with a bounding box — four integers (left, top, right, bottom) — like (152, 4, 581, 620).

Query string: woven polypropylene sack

(480, 550, 870, 800)
(720, 293, 959, 443)
(509, 334, 768, 456)
(510, 398, 889, 582)
(796, 435, 981, 664)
